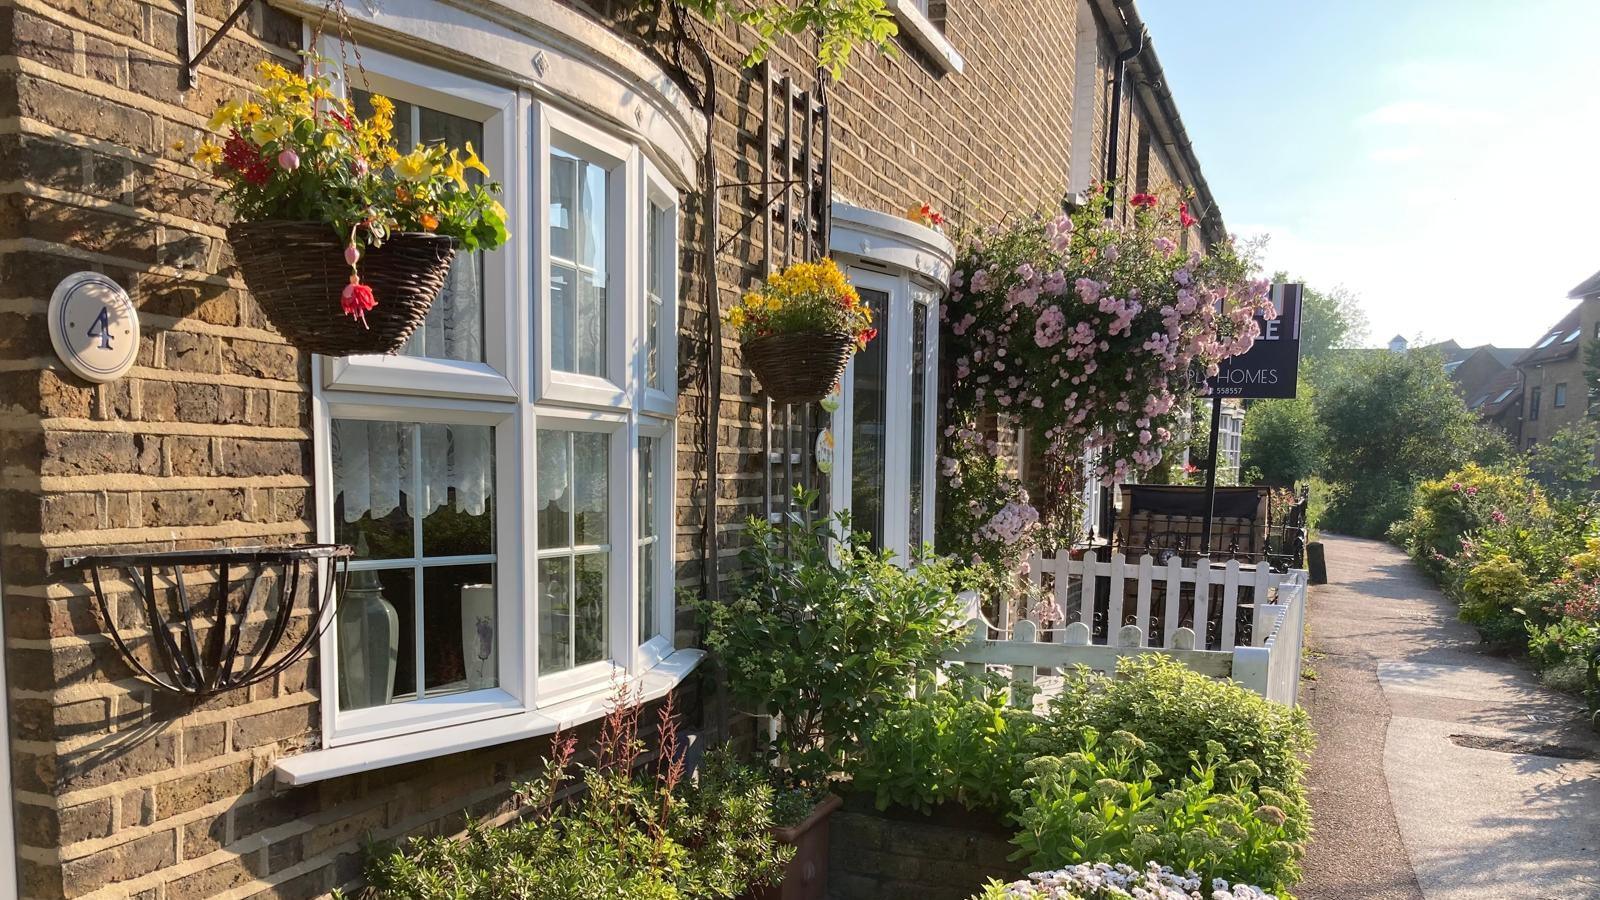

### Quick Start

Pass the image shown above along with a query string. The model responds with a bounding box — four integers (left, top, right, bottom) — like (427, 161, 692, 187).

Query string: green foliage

(1240, 391, 1322, 487)
(1006, 731, 1302, 894)
(674, 0, 899, 78)
(851, 675, 1046, 814)
(698, 488, 970, 790)
(1315, 347, 1498, 536)
(363, 700, 790, 899)
(1391, 464, 1551, 577)
(1459, 554, 1532, 627)
(1526, 420, 1600, 501)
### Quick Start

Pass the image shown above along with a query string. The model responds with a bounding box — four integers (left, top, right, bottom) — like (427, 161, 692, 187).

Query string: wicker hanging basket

(742, 329, 856, 405)
(228, 221, 459, 357)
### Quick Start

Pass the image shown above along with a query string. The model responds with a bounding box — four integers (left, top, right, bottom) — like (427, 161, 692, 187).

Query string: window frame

(533, 103, 635, 411)
(1530, 386, 1542, 420)
(311, 56, 684, 751)
(318, 42, 521, 403)
(830, 264, 939, 563)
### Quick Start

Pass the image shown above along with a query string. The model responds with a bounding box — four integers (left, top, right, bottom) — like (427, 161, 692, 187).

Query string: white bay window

(302, 37, 690, 773)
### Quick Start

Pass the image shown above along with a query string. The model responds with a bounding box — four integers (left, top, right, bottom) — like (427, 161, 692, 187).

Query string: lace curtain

(333, 419, 492, 523)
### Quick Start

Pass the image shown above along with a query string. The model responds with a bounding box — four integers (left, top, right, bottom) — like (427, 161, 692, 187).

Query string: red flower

(341, 280, 377, 327)
(222, 130, 271, 186)
(858, 327, 878, 347)
(1130, 193, 1158, 209)
(1179, 201, 1197, 228)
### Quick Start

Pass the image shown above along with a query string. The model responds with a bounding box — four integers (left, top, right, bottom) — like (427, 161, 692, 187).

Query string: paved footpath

(1298, 534, 1600, 900)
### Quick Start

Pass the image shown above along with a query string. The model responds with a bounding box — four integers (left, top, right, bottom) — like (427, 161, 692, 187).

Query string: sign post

(1199, 283, 1303, 554)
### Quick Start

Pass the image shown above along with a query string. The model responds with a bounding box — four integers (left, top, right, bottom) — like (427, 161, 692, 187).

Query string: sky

(1138, 0, 1600, 350)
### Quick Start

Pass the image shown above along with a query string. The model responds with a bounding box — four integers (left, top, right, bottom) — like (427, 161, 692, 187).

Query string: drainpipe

(1100, 6, 1146, 214)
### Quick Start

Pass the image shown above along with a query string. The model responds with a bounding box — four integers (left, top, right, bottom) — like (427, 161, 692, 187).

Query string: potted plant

(193, 59, 509, 356)
(728, 259, 876, 405)
(699, 488, 969, 899)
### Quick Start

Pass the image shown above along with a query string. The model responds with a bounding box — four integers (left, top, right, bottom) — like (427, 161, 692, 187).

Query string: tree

(1527, 420, 1600, 501)
(1241, 389, 1323, 487)
(1271, 271, 1369, 363)
(1316, 347, 1498, 536)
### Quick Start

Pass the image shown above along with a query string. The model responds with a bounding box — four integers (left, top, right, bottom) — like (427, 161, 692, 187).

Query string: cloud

(1358, 99, 1497, 130)
(1367, 145, 1426, 164)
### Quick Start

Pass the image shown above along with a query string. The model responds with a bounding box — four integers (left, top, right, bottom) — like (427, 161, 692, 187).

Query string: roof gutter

(1092, 0, 1227, 245)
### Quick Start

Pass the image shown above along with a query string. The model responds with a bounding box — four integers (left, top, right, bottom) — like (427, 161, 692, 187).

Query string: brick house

(0, 0, 1223, 895)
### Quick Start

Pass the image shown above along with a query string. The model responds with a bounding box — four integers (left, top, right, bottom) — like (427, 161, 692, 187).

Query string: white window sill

(273, 648, 705, 786)
(885, 0, 964, 75)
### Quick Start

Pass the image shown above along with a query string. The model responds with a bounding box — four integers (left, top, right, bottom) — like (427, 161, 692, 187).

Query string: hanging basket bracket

(179, 0, 257, 92)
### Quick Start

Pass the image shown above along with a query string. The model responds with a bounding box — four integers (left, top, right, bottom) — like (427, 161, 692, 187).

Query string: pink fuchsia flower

(344, 244, 361, 267)
(277, 148, 300, 171)
(341, 279, 377, 325)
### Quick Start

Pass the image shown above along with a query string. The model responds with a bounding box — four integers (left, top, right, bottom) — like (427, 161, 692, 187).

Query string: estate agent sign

(1209, 282, 1302, 399)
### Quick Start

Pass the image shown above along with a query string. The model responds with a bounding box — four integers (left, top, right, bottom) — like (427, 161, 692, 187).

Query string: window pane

(646, 202, 667, 390)
(337, 566, 414, 711)
(909, 303, 929, 554)
(574, 431, 609, 545)
(550, 153, 576, 263)
(537, 429, 571, 549)
(575, 551, 607, 665)
(578, 270, 606, 377)
(420, 424, 494, 558)
(851, 288, 889, 550)
(550, 264, 577, 374)
(538, 556, 572, 673)
(353, 90, 485, 363)
(333, 420, 415, 560)
(639, 541, 655, 643)
(581, 161, 607, 274)
(421, 563, 497, 697)
(549, 147, 609, 377)
(639, 436, 657, 540)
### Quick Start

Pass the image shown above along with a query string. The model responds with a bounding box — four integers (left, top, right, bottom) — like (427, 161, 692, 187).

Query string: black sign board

(1208, 283, 1302, 399)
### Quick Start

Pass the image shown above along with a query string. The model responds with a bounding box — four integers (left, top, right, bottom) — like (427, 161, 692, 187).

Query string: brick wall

(0, 0, 1216, 896)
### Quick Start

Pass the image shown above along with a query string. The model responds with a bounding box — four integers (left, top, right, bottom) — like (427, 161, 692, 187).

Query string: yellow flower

(207, 101, 242, 131)
(239, 103, 264, 125)
(321, 130, 345, 149)
(728, 307, 746, 328)
(192, 140, 222, 165)
(460, 142, 491, 179)
(256, 60, 293, 83)
(250, 116, 289, 145)
(394, 149, 433, 181)
(170, 138, 187, 153)
(443, 153, 467, 188)
(369, 94, 395, 118)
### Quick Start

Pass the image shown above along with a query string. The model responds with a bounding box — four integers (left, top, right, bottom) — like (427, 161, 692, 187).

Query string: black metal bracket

(179, 0, 257, 92)
(66, 544, 352, 697)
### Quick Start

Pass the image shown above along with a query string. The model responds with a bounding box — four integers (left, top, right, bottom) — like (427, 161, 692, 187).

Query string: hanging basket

(228, 221, 459, 357)
(742, 330, 856, 405)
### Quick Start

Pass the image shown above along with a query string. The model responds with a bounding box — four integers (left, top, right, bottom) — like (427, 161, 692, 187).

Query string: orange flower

(419, 213, 439, 231)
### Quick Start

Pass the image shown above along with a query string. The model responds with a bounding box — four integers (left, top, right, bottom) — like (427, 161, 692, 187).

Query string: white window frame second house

(303, 37, 689, 771)
(826, 202, 954, 564)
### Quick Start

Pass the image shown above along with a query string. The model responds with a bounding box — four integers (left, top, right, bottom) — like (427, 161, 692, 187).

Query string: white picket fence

(949, 555, 1308, 707)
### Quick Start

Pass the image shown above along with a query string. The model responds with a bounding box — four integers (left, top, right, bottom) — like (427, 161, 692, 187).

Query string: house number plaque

(49, 272, 139, 383)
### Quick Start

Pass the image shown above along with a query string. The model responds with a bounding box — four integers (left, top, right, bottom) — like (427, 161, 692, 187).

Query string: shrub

(850, 676, 1046, 814)
(698, 488, 970, 791)
(362, 694, 790, 899)
(1458, 554, 1532, 628)
(1006, 731, 1302, 893)
(1044, 656, 1312, 839)
(971, 861, 1277, 900)
(1393, 465, 1550, 576)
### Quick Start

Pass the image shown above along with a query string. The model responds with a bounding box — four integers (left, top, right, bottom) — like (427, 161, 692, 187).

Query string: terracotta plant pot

(751, 793, 844, 900)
